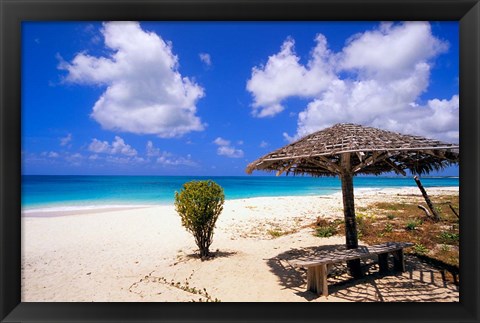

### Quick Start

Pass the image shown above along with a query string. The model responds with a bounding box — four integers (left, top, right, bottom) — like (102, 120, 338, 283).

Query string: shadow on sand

(175, 250, 238, 265)
(267, 245, 459, 302)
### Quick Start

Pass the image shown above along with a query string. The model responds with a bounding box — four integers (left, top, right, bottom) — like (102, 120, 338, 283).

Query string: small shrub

(405, 218, 422, 231)
(387, 214, 395, 220)
(315, 225, 336, 238)
(413, 243, 428, 255)
(405, 222, 416, 231)
(174, 180, 225, 258)
(438, 232, 459, 244)
(315, 218, 341, 238)
(383, 223, 393, 233)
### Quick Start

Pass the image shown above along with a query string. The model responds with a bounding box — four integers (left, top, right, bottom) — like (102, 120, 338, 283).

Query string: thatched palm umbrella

(246, 123, 459, 277)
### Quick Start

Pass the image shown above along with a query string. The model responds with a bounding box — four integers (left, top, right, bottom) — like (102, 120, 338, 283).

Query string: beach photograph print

(22, 21, 459, 302)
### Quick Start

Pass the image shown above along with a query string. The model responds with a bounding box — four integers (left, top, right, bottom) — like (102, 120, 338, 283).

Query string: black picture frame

(1, 0, 479, 322)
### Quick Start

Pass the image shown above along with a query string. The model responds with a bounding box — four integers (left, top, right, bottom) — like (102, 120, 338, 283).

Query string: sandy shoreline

(22, 205, 153, 218)
(21, 186, 459, 302)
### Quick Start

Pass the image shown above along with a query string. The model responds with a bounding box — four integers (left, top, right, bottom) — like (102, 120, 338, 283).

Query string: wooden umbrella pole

(341, 171, 358, 248)
(341, 153, 362, 278)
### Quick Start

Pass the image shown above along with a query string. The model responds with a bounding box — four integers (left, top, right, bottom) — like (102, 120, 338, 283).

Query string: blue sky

(22, 21, 459, 176)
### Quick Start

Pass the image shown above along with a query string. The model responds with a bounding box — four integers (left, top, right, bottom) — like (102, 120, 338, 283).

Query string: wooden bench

(291, 242, 414, 297)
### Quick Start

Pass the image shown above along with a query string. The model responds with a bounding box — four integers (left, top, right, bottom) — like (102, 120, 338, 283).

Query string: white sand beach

(21, 187, 459, 302)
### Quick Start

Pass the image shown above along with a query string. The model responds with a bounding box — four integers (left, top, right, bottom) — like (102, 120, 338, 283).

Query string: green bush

(438, 232, 459, 244)
(383, 223, 393, 233)
(174, 180, 225, 259)
(315, 225, 336, 238)
(405, 218, 422, 231)
(413, 243, 428, 255)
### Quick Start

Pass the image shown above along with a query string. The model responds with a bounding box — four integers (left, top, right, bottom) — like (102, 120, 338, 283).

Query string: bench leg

(307, 267, 316, 292)
(319, 265, 328, 297)
(393, 249, 405, 272)
(378, 252, 389, 273)
(306, 265, 328, 297)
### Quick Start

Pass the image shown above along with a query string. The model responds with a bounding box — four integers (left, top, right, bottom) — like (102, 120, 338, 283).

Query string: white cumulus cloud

(146, 140, 197, 166)
(247, 22, 458, 142)
(146, 140, 161, 157)
(339, 22, 448, 81)
(199, 53, 212, 66)
(88, 136, 137, 156)
(246, 35, 336, 117)
(213, 137, 230, 146)
(41, 151, 60, 158)
(60, 133, 72, 146)
(213, 137, 244, 158)
(59, 21, 205, 138)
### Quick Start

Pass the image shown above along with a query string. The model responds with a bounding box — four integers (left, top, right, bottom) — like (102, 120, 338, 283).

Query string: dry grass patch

(312, 194, 459, 281)
(362, 195, 459, 266)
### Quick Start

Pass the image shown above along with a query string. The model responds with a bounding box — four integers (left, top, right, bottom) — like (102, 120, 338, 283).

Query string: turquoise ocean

(22, 175, 459, 212)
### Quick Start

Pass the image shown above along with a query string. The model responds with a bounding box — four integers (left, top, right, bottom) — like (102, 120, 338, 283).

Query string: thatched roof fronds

(246, 123, 459, 177)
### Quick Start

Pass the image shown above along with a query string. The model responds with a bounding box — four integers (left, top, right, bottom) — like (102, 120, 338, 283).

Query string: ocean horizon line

(22, 175, 459, 211)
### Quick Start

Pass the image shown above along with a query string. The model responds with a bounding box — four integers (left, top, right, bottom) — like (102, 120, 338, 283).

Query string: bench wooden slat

(291, 242, 413, 268)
